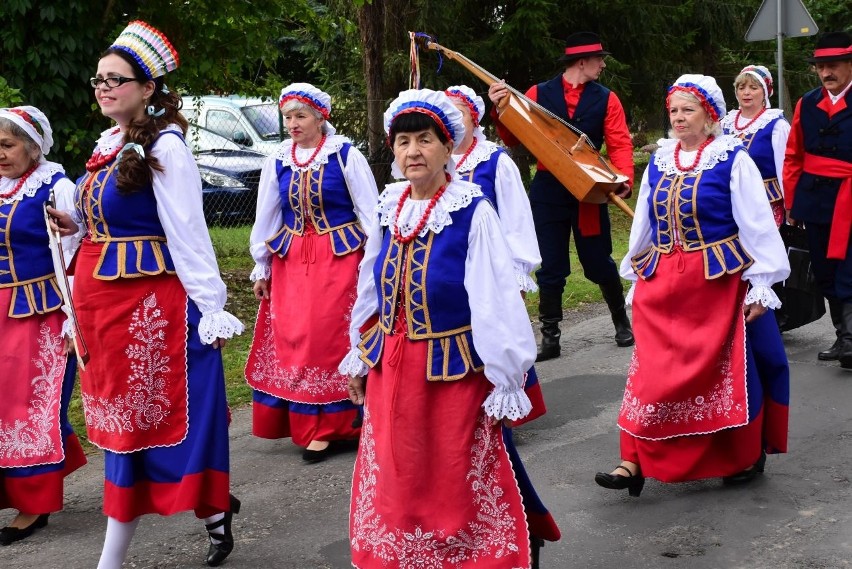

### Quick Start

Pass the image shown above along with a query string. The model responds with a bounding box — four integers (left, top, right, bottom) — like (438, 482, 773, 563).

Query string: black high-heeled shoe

(594, 465, 645, 497)
(722, 451, 767, 485)
(0, 514, 49, 546)
(205, 495, 241, 566)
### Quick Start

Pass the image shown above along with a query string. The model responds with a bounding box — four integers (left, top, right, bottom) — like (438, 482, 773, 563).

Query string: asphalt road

(5, 305, 852, 568)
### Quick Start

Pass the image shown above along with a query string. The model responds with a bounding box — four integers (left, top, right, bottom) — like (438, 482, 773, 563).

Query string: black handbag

(774, 224, 826, 332)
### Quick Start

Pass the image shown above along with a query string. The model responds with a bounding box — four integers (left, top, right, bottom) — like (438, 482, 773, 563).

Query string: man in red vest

(783, 31, 852, 366)
(488, 32, 634, 361)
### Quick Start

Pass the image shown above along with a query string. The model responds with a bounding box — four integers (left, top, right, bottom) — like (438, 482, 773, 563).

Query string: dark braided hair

(102, 48, 189, 194)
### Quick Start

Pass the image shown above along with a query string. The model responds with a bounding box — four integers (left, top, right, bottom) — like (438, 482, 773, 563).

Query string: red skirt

(247, 230, 361, 442)
(618, 248, 754, 482)
(75, 240, 189, 453)
(350, 333, 530, 568)
(0, 291, 67, 469)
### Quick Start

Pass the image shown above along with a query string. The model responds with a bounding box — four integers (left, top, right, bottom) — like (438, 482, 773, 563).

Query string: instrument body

(425, 38, 633, 217)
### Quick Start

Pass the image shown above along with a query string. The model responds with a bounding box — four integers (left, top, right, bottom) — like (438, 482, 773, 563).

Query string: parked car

(181, 95, 281, 155)
(189, 125, 266, 225)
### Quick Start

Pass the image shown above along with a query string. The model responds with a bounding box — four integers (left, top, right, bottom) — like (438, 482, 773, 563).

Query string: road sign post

(745, 0, 818, 112)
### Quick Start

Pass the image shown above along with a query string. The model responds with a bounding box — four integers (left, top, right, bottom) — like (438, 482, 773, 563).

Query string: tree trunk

(358, 1, 391, 185)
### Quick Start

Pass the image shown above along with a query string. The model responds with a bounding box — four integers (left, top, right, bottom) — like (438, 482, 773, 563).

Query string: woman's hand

(63, 335, 76, 355)
(253, 279, 269, 301)
(45, 205, 78, 237)
(488, 81, 509, 107)
(211, 338, 228, 349)
(743, 302, 767, 324)
(347, 375, 366, 405)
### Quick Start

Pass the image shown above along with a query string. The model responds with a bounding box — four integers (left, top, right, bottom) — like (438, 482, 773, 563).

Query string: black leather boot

(536, 290, 563, 362)
(599, 280, 634, 347)
(838, 303, 852, 369)
(819, 298, 843, 361)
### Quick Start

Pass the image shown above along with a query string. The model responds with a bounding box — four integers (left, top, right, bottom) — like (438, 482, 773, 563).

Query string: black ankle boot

(819, 298, 843, 361)
(599, 280, 634, 347)
(536, 290, 563, 362)
(206, 494, 241, 567)
(536, 319, 561, 362)
(838, 303, 852, 369)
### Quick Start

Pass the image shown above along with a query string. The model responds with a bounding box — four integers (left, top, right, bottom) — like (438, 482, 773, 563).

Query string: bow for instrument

(43, 192, 90, 369)
(414, 34, 634, 218)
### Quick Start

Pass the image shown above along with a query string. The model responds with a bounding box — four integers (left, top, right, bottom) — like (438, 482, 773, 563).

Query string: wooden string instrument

(422, 37, 634, 218)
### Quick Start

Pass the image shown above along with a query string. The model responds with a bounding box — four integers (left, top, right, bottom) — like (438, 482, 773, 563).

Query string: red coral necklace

(291, 135, 327, 168)
(733, 107, 766, 131)
(393, 174, 451, 244)
(454, 137, 478, 171)
(0, 164, 39, 200)
(674, 136, 715, 172)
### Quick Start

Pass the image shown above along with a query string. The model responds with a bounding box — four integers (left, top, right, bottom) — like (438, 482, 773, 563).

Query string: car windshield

(242, 104, 281, 141)
(186, 125, 243, 153)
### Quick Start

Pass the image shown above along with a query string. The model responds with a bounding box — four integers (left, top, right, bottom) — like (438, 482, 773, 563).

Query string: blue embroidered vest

(0, 172, 66, 317)
(725, 116, 784, 203)
(265, 143, 366, 258)
(458, 148, 502, 211)
(791, 87, 852, 223)
(531, 76, 609, 205)
(75, 132, 180, 280)
(358, 196, 486, 381)
(631, 146, 754, 280)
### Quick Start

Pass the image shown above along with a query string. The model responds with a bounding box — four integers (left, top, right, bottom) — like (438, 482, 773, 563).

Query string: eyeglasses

(89, 76, 138, 89)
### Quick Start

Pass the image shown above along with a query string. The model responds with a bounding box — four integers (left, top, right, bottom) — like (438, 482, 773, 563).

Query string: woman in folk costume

(340, 89, 542, 568)
(720, 65, 791, 227)
(246, 83, 379, 463)
(0, 106, 86, 545)
(445, 85, 560, 563)
(594, 75, 790, 496)
(48, 21, 244, 567)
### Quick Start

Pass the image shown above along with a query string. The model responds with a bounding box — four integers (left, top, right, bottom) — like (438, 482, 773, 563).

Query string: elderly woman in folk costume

(721, 65, 791, 227)
(340, 88, 545, 568)
(48, 21, 244, 568)
(246, 83, 379, 463)
(594, 75, 790, 496)
(0, 106, 86, 546)
(444, 84, 560, 562)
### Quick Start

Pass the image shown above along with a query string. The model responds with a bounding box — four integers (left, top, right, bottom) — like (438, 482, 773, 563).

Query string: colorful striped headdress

(738, 65, 773, 108)
(445, 85, 485, 128)
(109, 21, 180, 79)
(667, 74, 726, 123)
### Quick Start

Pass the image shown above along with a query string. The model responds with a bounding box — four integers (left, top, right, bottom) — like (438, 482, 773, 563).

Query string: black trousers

(805, 221, 852, 303)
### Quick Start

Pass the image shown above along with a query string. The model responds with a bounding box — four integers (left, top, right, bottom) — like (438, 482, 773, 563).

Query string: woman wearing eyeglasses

(48, 21, 243, 568)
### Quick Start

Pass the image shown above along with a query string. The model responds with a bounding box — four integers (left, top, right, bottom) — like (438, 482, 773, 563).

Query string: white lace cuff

(198, 310, 245, 344)
(249, 263, 271, 282)
(482, 387, 532, 421)
(338, 348, 369, 377)
(62, 316, 75, 339)
(515, 267, 538, 293)
(745, 284, 781, 310)
(625, 282, 636, 306)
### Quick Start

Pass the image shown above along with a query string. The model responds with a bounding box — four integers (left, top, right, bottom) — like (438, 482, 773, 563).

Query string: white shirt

(454, 138, 541, 291)
(340, 179, 536, 421)
(622, 137, 790, 308)
(69, 126, 244, 344)
(248, 135, 379, 280)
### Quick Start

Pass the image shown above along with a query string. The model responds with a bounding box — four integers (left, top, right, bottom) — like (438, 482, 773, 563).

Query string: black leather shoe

(302, 445, 330, 463)
(535, 319, 561, 362)
(0, 514, 49, 546)
(613, 311, 635, 347)
(723, 451, 766, 485)
(206, 495, 240, 566)
(530, 535, 544, 569)
(594, 465, 645, 497)
(819, 338, 843, 361)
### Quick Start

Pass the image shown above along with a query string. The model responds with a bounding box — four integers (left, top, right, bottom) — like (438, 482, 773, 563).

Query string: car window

(182, 108, 198, 123)
(242, 104, 281, 141)
(207, 109, 241, 139)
